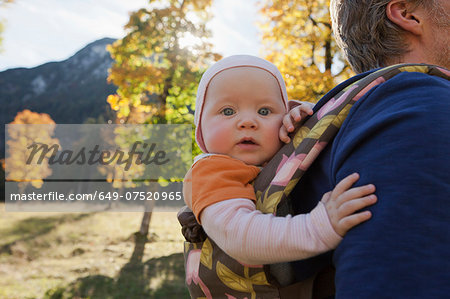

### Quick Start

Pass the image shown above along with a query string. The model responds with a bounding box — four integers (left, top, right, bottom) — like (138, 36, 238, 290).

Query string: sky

(0, 0, 262, 71)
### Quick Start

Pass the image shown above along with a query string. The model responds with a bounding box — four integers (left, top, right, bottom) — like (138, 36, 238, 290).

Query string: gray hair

(330, 0, 435, 73)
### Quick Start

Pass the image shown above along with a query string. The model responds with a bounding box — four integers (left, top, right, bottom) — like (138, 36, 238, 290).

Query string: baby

(182, 55, 376, 295)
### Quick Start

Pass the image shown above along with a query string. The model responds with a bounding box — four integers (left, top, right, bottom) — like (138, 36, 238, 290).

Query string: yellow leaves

(398, 65, 428, 74)
(6, 110, 59, 191)
(189, 0, 212, 12)
(132, 98, 141, 107)
(200, 238, 213, 270)
(256, 187, 283, 214)
(10, 109, 55, 125)
(249, 271, 270, 286)
(216, 262, 270, 294)
(107, 95, 120, 111)
(106, 0, 218, 125)
(308, 115, 334, 139)
(31, 180, 44, 189)
(118, 105, 130, 119)
(293, 125, 310, 148)
(255, 190, 262, 202)
(332, 104, 351, 128)
(284, 177, 299, 196)
(259, 0, 351, 102)
(217, 261, 254, 293)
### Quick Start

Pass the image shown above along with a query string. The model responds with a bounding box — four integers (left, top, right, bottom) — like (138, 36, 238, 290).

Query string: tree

(106, 0, 220, 252)
(5, 110, 59, 194)
(259, 0, 353, 102)
(107, 0, 220, 125)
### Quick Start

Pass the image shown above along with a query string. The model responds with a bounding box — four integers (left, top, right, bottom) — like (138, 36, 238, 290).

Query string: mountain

(0, 37, 118, 158)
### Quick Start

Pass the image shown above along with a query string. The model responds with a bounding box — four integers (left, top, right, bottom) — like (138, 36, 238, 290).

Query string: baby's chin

(240, 157, 268, 167)
(227, 155, 262, 166)
(235, 152, 279, 167)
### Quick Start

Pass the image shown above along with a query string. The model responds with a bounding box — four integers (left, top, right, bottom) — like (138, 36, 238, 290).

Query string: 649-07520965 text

(99, 191, 182, 201)
(9, 191, 183, 202)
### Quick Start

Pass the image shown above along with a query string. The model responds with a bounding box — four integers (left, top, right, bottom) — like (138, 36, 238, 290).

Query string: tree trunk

(139, 200, 155, 236)
(135, 70, 173, 259)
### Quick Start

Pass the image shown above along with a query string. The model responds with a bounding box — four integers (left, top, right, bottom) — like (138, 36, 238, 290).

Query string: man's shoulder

(315, 66, 449, 113)
(331, 67, 450, 167)
(348, 68, 449, 114)
(377, 69, 449, 91)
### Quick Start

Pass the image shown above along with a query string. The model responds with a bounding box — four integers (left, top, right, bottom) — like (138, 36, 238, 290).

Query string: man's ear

(386, 0, 423, 36)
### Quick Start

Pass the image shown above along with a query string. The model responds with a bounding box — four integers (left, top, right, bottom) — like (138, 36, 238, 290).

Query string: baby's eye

(221, 108, 235, 116)
(258, 108, 271, 116)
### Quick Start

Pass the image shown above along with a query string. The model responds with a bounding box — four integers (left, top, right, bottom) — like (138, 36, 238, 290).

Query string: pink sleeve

(200, 198, 342, 265)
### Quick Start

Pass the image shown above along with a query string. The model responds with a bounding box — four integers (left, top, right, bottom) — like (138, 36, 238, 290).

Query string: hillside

(0, 37, 120, 201)
(0, 37, 118, 158)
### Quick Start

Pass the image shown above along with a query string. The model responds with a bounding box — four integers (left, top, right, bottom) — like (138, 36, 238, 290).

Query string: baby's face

(200, 67, 285, 166)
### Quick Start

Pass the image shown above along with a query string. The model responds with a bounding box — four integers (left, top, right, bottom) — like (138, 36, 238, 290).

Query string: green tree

(106, 0, 220, 250)
(259, 0, 353, 102)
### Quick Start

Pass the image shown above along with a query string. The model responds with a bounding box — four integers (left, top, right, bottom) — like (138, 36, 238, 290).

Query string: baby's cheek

(202, 124, 231, 153)
(269, 131, 284, 154)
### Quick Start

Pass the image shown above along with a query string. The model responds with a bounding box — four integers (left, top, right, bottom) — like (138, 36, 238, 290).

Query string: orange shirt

(183, 154, 260, 222)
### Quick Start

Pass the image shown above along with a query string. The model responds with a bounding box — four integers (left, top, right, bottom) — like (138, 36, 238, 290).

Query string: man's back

(291, 70, 450, 298)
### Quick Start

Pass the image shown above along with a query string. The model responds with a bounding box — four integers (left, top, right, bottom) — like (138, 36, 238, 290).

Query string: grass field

(0, 203, 190, 299)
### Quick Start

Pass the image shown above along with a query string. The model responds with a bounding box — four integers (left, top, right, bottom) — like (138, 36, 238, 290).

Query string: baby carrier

(178, 64, 450, 299)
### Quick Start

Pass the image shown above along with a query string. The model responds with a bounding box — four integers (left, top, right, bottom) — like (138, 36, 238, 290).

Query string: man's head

(330, 0, 450, 73)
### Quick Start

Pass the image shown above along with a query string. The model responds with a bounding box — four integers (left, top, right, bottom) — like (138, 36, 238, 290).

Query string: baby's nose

(238, 115, 258, 129)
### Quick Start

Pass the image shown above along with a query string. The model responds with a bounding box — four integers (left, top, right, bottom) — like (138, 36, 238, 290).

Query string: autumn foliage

(107, 0, 220, 125)
(5, 110, 59, 192)
(259, 0, 353, 102)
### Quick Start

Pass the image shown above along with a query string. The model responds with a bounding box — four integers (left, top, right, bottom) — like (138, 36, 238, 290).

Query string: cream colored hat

(195, 55, 289, 152)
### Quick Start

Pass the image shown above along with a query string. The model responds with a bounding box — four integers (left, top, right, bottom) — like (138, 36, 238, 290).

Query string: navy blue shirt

(290, 71, 450, 298)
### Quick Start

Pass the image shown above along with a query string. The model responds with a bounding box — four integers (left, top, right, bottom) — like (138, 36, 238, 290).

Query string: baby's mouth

(238, 137, 258, 146)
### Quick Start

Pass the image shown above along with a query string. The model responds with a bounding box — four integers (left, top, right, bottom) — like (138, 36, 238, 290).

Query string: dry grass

(0, 203, 189, 299)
